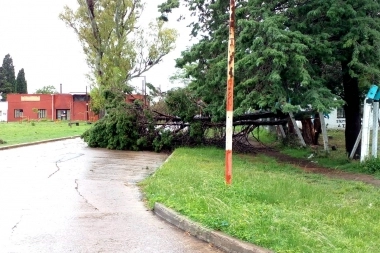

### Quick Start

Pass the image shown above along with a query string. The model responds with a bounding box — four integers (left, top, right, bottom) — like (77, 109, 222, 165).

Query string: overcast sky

(0, 0, 193, 94)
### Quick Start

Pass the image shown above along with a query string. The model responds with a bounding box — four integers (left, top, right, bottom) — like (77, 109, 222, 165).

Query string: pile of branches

(149, 109, 289, 153)
(83, 101, 314, 152)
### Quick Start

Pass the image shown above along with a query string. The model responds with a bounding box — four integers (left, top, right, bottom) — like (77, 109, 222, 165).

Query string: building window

(14, 109, 23, 118)
(38, 109, 47, 119)
(57, 109, 70, 120)
(337, 108, 345, 118)
(73, 95, 87, 102)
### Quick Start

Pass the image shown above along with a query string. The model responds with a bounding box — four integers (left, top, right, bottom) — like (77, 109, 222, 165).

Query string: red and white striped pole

(225, 0, 235, 185)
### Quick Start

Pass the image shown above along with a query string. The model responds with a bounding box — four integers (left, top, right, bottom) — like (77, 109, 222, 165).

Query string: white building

(0, 101, 8, 122)
(324, 107, 346, 129)
(325, 106, 380, 130)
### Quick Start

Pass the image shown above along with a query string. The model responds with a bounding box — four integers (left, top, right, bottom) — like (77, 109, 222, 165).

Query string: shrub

(152, 130, 173, 152)
(82, 104, 140, 150)
(361, 157, 380, 174)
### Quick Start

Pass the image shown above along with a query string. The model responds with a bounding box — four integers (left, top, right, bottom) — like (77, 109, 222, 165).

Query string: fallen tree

(82, 100, 317, 153)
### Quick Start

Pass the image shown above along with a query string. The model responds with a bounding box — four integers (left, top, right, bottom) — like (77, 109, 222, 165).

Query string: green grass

(254, 128, 380, 175)
(0, 121, 92, 146)
(141, 147, 380, 253)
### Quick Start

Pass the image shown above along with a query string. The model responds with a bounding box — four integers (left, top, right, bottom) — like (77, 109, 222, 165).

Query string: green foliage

(34, 85, 58, 94)
(15, 68, 27, 94)
(82, 101, 177, 152)
(165, 87, 198, 122)
(251, 127, 277, 144)
(82, 104, 140, 150)
(361, 158, 380, 174)
(0, 54, 16, 99)
(189, 121, 203, 144)
(141, 147, 380, 252)
(163, 0, 380, 153)
(0, 67, 10, 101)
(0, 121, 91, 146)
(59, 0, 178, 111)
(152, 130, 173, 152)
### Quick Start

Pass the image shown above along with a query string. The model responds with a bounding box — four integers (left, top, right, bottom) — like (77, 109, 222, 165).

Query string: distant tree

(0, 67, 8, 101)
(16, 68, 28, 94)
(0, 54, 16, 98)
(34, 85, 58, 94)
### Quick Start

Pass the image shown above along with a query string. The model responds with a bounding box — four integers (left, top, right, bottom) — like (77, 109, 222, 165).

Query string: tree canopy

(16, 68, 27, 94)
(0, 54, 16, 100)
(0, 54, 28, 99)
(160, 0, 380, 155)
(34, 85, 58, 94)
(59, 0, 178, 112)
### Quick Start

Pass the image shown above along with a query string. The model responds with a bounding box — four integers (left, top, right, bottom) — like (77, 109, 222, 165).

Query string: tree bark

(342, 61, 361, 158)
(301, 118, 314, 145)
(313, 114, 322, 145)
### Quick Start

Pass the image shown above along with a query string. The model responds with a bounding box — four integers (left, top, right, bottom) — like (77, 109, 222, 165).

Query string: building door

(57, 109, 70, 120)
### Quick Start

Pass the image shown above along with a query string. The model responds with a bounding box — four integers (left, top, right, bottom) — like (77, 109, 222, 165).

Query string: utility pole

(141, 76, 147, 107)
(225, 0, 235, 185)
(86, 86, 89, 122)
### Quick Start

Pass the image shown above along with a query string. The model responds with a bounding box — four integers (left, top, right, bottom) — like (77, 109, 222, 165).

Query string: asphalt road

(0, 138, 221, 253)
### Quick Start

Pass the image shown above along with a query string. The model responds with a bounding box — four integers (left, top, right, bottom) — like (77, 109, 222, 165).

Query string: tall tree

(59, 0, 178, 112)
(0, 67, 10, 101)
(1, 54, 16, 96)
(16, 68, 28, 94)
(161, 0, 380, 156)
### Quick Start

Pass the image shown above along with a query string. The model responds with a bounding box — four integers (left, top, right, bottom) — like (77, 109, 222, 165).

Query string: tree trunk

(313, 114, 322, 145)
(342, 62, 361, 158)
(301, 118, 314, 145)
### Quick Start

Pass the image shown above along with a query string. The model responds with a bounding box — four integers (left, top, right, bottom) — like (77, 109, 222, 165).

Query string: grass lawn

(141, 147, 380, 253)
(253, 127, 380, 177)
(0, 120, 92, 146)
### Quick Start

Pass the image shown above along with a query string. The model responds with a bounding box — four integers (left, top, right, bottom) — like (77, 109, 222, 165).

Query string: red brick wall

(7, 94, 54, 121)
(6, 93, 143, 122)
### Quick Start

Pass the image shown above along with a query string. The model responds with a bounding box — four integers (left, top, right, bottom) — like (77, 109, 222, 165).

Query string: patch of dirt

(254, 146, 380, 187)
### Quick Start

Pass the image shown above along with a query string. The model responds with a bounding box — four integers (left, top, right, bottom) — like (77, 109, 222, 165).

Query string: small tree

(34, 85, 58, 94)
(32, 108, 38, 119)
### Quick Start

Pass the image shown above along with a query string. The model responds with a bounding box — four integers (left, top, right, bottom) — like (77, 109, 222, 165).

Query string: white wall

(324, 109, 346, 129)
(325, 107, 380, 130)
(0, 102, 8, 122)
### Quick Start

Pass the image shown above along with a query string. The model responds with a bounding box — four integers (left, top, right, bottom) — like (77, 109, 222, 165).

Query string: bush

(361, 157, 380, 174)
(82, 102, 180, 152)
(82, 105, 140, 150)
(152, 130, 173, 152)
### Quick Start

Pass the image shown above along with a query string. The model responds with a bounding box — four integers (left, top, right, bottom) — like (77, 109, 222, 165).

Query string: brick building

(7, 93, 97, 122)
(6, 93, 148, 122)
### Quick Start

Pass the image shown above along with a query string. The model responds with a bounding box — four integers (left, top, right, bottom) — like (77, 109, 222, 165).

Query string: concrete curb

(0, 136, 81, 150)
(154, 203, 273, 253)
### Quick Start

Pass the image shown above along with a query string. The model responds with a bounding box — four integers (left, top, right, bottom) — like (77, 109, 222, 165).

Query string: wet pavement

(0, 138, 221, 253)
